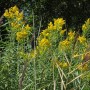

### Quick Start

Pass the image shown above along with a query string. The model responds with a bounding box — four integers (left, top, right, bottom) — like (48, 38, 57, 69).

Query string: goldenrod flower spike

(77, 36, 86, 43)
(68, 31, 75, 41)
(12, 5, 19, 12)
(4, 10, 9, 18)
(16, 31, 28, 41)
(39, 38, 50, 47)
(82, 24, 87, 31)
(25, 24, 31, 30)
(60, 29, 66, 36)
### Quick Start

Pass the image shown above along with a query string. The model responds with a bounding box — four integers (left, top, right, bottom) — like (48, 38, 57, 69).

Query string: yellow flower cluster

(54, 18, 65, 29)
(60, 29, 66, 36)
(78, 63, 88, 71)
(38, 18, 65, 49)
(59, 39, 70, 50)
(60, 39, 70, 46)
(30, 49, 37, 59)
(4, 6, 31, 42)
(47, 18, 65, 31)
(48, 22, 56, 30)
(4, 5, 23, 21)
(68, 31, 75, 41)
(25, 24, 31, 30)
(56, 60, 68, 68)
(41, 29, 50, 37)
(16, 31, 28, 41)
(16, 24, 31, 41)
(59, 62, 68, 68)
(77, 36, 86, 43)
(39, 38, 50, 47)
(82, 24, 87, 30)
(73, 54, 80, 58)
(82, 18, 90, 31)
(11, 21, 20, 28)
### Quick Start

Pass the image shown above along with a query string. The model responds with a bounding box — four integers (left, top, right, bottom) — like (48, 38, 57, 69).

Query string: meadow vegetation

(0, 5, 90, 90)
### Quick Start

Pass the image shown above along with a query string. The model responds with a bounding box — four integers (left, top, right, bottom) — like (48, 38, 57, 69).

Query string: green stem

(53, 59, 56, 90)
(32, 9, 36, 90)
(18, 61, 27, 90)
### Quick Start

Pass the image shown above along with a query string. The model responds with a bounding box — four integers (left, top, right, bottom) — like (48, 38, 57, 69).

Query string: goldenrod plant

(0, 6, 90, 90)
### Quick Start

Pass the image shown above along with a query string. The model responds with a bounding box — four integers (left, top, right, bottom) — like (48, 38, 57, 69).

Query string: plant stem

(32, 9, 36, 90)
(18, 61, 27, 90)
(53, 60, 56, 90)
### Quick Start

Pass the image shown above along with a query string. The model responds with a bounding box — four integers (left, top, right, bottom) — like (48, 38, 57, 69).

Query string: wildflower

(82, 24, 87, 31)
(56, 60, 68, 68)
(82, 18, 90, 34)
(68, 31, 75, 41)
(9, 8, 12, 13)
(86, 18, 90, 25)
(68, 31, 75, 37)
(4, 10, 9, 18)
(59, 39, 70, 47)
(4, 5, 23, 20)
(15, 11, 19, 16)
(22, 31, 28, 36)
(73, 54, 80, 58)
(62, 62, 68, 68)
(16, 31, 28, 41)
(30, 49, 37, 58)
(17, 12, 23, 20)
(39, 38, 50, 47)
(25, 24, 31, 30)
(16, 32, 22, 41)
(59, 39, 70, 51)
(54, 18, 65, 26)
(78, 36, 86, 43)
(41, 29, 49, 37)
(47, 18, 65, 31)
(11, 22, 15, 27)
(9, 12, 13, 18)
(45, 33, 49, 37)
(60, 29, 66, 36)
(12, 5, 19, 12)
(48, 22, 54, 30)
(11, 22, 16, 27)
(78, 63, 88, 71)
(11, 21, 21, 29)
(54, 18, 65, 30)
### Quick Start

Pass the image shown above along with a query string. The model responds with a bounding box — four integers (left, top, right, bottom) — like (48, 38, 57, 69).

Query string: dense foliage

(0, 5, 90, 90)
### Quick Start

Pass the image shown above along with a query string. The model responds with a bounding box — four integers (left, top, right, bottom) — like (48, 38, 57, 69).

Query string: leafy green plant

(0, 5, 90, 90)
